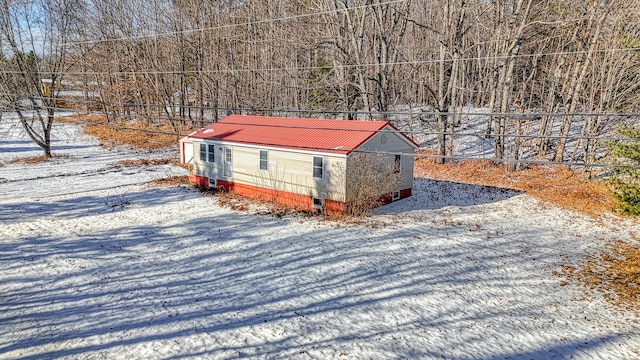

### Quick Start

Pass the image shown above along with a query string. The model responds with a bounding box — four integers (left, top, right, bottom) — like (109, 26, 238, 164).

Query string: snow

(389, 106, 611, 164)
(1, 113, 639, 359)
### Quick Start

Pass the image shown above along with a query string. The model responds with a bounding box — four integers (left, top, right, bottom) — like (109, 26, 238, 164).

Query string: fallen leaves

(150, 176, 190, 187)
(112, 158, 182, 167)
(66, 114, 184, 150)
(414, 152, 617, 218)
(579, 241, 640, 310)
(8, 154, 72, 165)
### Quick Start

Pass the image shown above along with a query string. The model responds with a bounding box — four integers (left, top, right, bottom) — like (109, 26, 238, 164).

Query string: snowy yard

(1, 116, 639, 359)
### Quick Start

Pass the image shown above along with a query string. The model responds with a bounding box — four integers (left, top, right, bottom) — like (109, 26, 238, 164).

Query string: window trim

(207, 144, 215, 163)
(394, 154, 401, 174)
(223, 147, 232, 177)
(200, 142, 216, 163)
(312, 156, 324, 179)
(199, 143, 207, 162)
(259, 150, 268, 171)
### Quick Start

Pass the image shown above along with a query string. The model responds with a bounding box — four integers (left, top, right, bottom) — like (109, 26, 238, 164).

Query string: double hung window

(259, 150, 268, 170)
(313, 156, 324, 179)
(200, 143, 215, 163)
(208, 144, 215, 162)
(199, 143, 207, 161)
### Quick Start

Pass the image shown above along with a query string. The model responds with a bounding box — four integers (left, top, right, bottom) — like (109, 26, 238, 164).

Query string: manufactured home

(179, 114, 418, 214)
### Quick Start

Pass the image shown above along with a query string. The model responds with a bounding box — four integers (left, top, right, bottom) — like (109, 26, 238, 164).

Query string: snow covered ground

(1, 114, 639, 359)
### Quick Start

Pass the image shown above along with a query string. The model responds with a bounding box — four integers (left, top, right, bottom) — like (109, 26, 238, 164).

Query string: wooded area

(1, 0, 639, 165)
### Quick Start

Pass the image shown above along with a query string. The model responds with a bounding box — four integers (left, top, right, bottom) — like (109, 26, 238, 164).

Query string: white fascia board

(187, 138, 348, 158)
(382, 125, 420, 149)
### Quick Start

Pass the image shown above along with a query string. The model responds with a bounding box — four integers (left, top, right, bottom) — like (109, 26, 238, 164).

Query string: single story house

(179, 114, 418, 214)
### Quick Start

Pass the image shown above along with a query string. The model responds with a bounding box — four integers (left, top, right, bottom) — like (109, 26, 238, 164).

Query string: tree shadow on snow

(0, 186, 629, 360)
(374, 177, 523, 215)
(0, 145, 95, 155)
(0, 186, 197, 223)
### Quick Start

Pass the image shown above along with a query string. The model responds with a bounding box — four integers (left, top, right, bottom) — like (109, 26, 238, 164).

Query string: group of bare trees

(1, 0, 639, 164)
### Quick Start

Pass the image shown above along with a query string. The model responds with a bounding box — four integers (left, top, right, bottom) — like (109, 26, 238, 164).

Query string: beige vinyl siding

(190, 139, 347, 202)
(356, 127, 415, 190)
(232, 146, 347, 202)
(188, 140, 219, 179)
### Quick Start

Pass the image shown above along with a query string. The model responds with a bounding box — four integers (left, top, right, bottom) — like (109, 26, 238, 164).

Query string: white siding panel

(217, 144, 346, 202)
(355, 127, 415, 192)
(189, 140, 219, 180)
(358, 127, 415, 153)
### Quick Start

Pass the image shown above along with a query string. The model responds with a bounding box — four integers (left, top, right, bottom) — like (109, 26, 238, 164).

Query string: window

(208, 144, 215, 162)
(394, 155, 401, 174)
(392, 191, 400, 200)
(313, 156, 324, 179)
(200, 143, 215, 163)
(224, 148, 232, 177)
(312, 197, 323, 209)
(259, 150, 268, 170)
(199, 143, 207, 161)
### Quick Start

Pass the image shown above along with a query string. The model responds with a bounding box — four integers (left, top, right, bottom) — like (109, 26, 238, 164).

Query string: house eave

(184, 137, 349, 158)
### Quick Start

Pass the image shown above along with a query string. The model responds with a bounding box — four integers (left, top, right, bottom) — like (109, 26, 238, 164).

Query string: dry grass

(111, 158, 182, 168)
(558, 238, 640, 311)
(207, 188, 318, 218)
(150, 175, 190, 187)
(66, 114, 181, 150)
(55, 116, 83, 124)
(9, 154, 72, 165)
(215, 190, 251, 212)
(415, 151, 617, 218)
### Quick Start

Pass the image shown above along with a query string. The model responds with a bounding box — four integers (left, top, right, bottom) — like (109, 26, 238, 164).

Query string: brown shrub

(327, 153, 402, 218)
(209, 186, 318, 218)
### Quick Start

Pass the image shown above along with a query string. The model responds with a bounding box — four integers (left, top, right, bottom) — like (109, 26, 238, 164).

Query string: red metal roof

(187, 114, 418, 155)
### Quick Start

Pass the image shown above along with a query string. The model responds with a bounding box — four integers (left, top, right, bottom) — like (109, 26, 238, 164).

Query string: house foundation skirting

(188, 175, 410, 215)
(400, 188, 412, 198)
(189, 174, 209, 187)
(216, 179, 330, 212)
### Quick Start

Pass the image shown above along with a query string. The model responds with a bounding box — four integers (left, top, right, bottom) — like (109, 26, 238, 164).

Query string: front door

(223, 147, 232, 177)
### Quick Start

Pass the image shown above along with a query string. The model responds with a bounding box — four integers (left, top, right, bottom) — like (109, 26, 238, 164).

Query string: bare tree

(552, 0, 617, 162)
(13, 0, 635, 171)
(0, 0, 87, 157)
